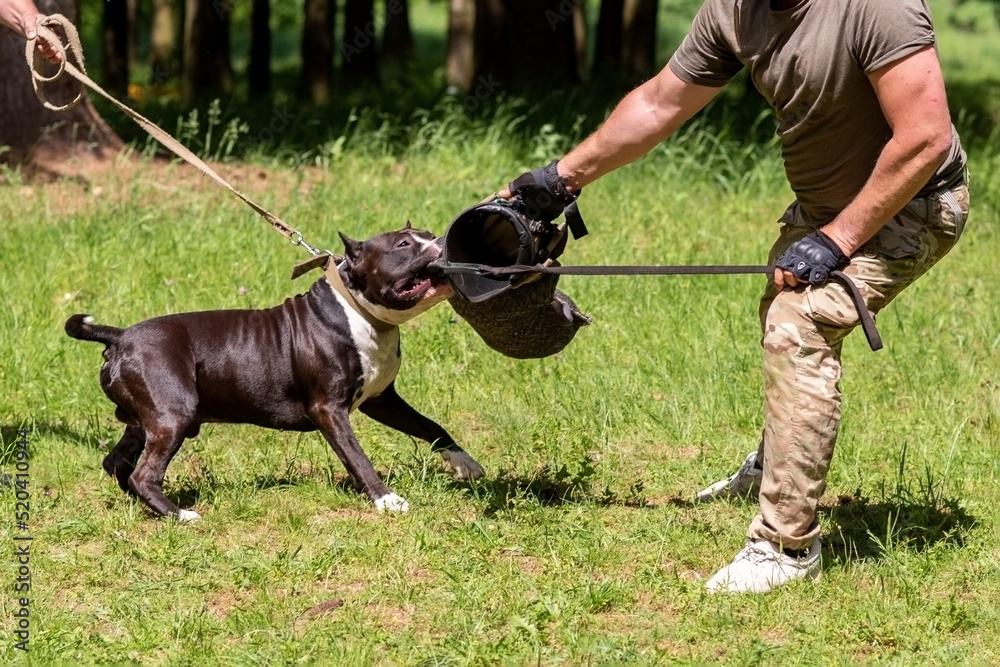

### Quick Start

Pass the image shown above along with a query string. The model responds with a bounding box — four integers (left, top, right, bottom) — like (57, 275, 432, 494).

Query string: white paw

(440, 449, 486, 481)
(175, 509, 202, 522)
(374, 493, 409, 513)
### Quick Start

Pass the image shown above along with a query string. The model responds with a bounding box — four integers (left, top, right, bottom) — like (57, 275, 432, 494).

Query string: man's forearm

(822, 131, 950, 257)
(822, 46, 954, 257)
(557, 68, 722, 193)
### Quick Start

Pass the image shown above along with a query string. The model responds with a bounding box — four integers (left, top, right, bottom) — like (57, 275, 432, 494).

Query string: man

(0, 0, 62, 63)
(500, 0, 968, 594)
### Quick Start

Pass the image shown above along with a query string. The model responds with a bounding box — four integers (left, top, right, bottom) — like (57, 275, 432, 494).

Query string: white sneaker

(705, 538, 822, 594)
(695, 450, 762, 503)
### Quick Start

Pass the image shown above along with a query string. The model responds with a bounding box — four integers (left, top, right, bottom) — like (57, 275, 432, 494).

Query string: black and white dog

(66, 223, 483, 520)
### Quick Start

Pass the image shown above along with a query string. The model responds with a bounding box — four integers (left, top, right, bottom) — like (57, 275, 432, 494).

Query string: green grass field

(3, 1, 1000, 664)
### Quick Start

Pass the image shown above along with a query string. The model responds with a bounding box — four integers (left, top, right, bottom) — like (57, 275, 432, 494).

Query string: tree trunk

(471, 0, 504, 88)
(498, 0, 579, 89)
(0, 0, 123, 170)
(445, 0, 474, 91)
(622, 0, 657, 80)
(127, 0, 138, 71)
(181, 0, 234, 106)
(573, 0, 587, 81)
(381, 0, 414, 61)
(102, 0, 129, 98)
(300, 0, 334, 105)
(340, 0, 379, 87)
(249, 0, 271, 95)
(149, 0, 179, 84)
(594, 0, 624, 76)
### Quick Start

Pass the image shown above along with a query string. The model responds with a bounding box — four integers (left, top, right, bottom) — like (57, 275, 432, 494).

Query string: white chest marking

(330, 285, 401, 412)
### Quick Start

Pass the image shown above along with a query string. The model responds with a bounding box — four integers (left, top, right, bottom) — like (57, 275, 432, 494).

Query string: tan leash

(25, 14, 329, 260)
(26, 15, 397, 328)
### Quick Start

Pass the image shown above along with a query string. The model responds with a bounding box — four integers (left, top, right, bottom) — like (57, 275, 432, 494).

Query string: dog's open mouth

(395, 273, 451, 300)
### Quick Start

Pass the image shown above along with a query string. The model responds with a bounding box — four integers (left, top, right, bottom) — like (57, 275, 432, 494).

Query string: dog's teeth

(375, 493, 409, 513)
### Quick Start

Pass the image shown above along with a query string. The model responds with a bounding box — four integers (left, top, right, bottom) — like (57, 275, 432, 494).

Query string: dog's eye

(396, 239, 411, 248)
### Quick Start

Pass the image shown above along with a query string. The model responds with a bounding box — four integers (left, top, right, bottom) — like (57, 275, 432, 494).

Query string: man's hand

(497, 161, 578, 223)
(0, 0, 63, 63)
(774, 230, 849, 289)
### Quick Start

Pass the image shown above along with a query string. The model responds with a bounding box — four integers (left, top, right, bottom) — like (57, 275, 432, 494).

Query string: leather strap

(439, 261, 883, 351)
(26, 15, 322, 255)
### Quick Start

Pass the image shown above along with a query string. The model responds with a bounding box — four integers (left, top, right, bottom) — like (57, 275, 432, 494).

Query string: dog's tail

(65, 314, 123, 346)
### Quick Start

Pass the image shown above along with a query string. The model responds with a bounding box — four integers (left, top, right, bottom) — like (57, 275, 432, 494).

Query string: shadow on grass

(458, 459, 650, 517)
(820, 487, 977, 563)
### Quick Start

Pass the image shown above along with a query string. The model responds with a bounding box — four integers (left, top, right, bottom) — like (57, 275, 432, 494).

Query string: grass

(3, 1, 1000, 663)
(1, 122, 998, 663)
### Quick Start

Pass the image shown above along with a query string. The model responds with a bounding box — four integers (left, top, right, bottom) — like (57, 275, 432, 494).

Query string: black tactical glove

(507, 161, 579, 223)
(774, 230, 849, 285)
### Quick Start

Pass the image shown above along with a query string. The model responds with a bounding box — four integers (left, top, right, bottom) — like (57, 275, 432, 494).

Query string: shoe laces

(734, 542, 776, 566)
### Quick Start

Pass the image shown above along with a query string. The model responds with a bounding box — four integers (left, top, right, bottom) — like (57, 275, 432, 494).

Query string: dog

(66, 223, 484, 521)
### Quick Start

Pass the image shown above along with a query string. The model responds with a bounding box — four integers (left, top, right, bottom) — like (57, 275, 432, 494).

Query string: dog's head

(337, 222, 454, 326)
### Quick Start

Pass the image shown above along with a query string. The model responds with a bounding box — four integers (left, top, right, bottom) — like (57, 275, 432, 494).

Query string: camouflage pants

(747, 182, 970, 551)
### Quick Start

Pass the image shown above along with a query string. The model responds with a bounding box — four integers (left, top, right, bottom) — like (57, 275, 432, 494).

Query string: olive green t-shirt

(668, 0, 966, 224)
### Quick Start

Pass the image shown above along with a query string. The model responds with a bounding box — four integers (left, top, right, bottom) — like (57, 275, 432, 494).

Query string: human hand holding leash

(0, 0, 62, 63)
(497, 161, 579, 222)
(774, 229, 850, 290)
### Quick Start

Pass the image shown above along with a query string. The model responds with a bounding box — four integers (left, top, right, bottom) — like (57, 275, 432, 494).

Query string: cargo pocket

(936, 186, 968, 242)
(804, 280, 864, 330)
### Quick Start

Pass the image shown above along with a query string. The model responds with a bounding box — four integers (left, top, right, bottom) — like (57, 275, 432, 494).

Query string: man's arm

(777, 45, 953, 288)
(500, 66, 723, 197)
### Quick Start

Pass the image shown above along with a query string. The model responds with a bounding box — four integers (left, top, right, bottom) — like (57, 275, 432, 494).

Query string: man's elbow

(928, 127, 953, 164)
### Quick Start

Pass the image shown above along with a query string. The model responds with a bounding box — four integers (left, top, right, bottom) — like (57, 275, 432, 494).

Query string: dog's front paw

(374, 493, 410, 513)
(440, 449, 486, 481)
(175, 509, 202, 522)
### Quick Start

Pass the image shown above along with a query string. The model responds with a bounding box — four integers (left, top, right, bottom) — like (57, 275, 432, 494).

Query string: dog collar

(291, 254, 396, 332)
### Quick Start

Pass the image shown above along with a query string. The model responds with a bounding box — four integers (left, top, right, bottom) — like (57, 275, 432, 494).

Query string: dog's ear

(339, 232, 363, 266)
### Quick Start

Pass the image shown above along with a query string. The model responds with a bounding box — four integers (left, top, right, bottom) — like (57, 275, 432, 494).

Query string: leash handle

(26, 15, 323, 257)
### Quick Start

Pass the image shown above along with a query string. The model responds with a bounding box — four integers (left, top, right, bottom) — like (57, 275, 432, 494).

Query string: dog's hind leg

(127, 423, 199, 521)
(103, 425, 146, 494)
(309, 402, 408, 513)
(359, 384, 485, 481)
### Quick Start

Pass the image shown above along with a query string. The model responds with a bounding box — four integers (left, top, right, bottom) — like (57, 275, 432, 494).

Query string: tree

(149, 0, 179, 83)
(594, 0, 624, 76)
(381, 0, 415, 61)
(0, 0, 123, 169)
(445, 0, 474, 91)
(249, 0, 271, 95)
(300, 0, 335, 105)
(470, 0, 504, 90)
(102, 0, 129, 99)
(622, 0, 658, 80)
(499, 0, 579, 88)
(181, 0, 234, 105)
(341, 0, 379, 87)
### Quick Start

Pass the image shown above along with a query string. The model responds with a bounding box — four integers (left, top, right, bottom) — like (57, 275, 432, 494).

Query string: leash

(440, 261, 883, 351)
(25, 14, 330, 260)
(26, 16, 879, 349)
